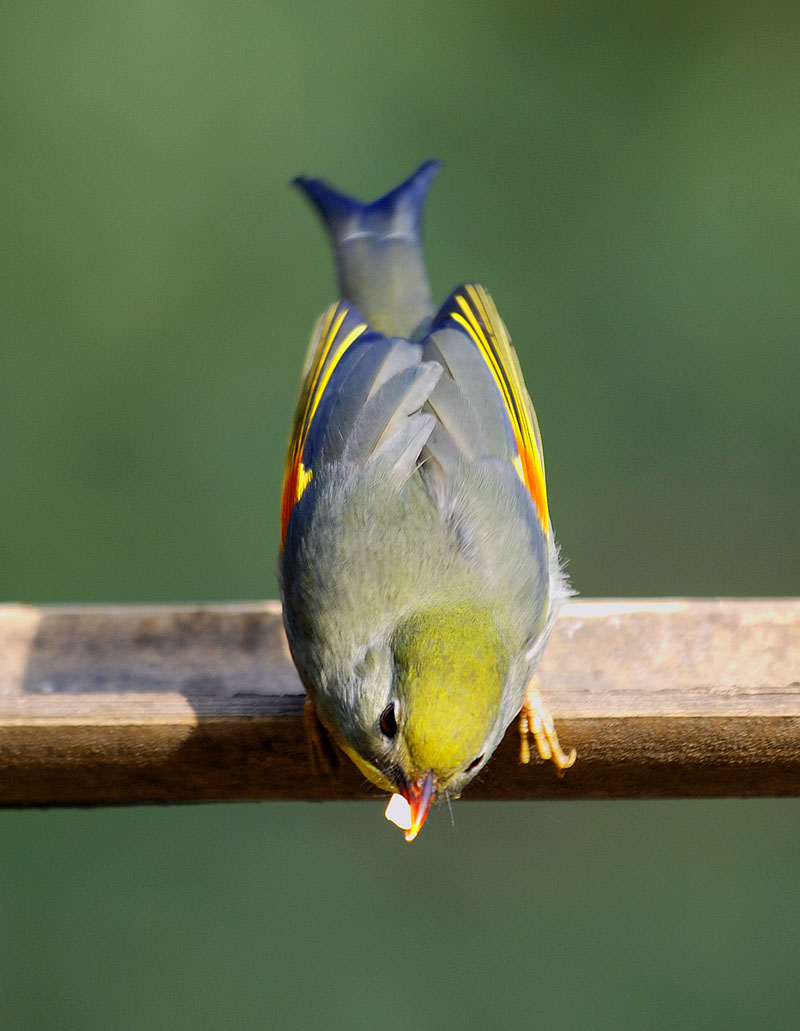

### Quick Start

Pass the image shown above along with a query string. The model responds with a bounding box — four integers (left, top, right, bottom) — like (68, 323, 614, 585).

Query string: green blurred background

(2, 2, 799, 1028)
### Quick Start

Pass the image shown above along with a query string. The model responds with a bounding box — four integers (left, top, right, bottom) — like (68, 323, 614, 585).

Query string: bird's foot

(518, 675, 576, 776)
(304, 698, 341, 778)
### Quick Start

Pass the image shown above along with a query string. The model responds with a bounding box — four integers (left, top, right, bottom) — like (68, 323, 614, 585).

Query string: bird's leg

(303, 698, 342, 778)
(519, 674, 576, 775)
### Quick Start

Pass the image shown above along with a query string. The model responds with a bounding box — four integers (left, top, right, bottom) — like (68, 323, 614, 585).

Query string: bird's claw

(304, 698, 342, 778)
(519, 676, 576, 776)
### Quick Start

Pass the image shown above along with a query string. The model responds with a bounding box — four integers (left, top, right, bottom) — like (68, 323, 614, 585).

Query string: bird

(279, 161, 574, 841)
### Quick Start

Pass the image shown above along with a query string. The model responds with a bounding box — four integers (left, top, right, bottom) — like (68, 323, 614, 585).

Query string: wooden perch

(0, 599, 798, 805)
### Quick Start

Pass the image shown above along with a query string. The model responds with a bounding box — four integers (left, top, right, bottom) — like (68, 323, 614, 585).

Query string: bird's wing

(281, 301, 440, 547)
(423, 283, 549, 538)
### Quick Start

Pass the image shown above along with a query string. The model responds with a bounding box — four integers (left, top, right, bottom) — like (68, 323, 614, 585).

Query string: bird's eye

(465, 754, 484, 774)
(379, 703, 398, 739)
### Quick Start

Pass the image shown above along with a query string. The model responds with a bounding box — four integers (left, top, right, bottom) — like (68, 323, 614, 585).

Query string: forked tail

(294, 160, 440, 339)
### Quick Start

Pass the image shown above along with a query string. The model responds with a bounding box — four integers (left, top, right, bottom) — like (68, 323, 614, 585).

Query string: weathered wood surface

(0, 599, 798, 805)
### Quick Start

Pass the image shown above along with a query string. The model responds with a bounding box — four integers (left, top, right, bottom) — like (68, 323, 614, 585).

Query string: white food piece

(384, 792, 412, 831)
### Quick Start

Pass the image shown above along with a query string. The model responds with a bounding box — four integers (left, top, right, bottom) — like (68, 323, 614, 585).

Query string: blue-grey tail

(294, 160, 440, 340)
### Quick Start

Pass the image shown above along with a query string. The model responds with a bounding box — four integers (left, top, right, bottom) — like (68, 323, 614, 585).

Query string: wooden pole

(1, 599, 798, 805)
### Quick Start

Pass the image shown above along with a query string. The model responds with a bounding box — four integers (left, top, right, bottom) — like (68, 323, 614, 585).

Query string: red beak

(403, 770, 435, 842)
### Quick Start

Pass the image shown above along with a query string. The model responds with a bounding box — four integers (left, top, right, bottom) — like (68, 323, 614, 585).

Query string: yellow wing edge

(281, 303, 367, 546)
(449, 283, 549, 537)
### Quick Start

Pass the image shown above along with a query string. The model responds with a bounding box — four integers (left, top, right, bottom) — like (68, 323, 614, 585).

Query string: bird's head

(332, 603, 510, 840)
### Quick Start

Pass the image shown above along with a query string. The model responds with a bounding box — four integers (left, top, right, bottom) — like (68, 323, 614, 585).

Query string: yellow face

(317, 603, 509, 805)
(392, 604, 508, 781)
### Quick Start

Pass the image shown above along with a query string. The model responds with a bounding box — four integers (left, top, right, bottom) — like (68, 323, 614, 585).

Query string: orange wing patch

(281, 303, 367, 546)
(449, 284, 549, 536)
